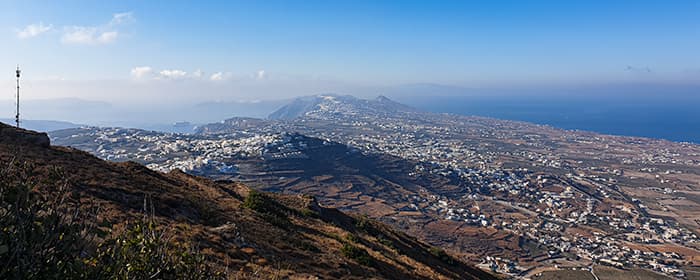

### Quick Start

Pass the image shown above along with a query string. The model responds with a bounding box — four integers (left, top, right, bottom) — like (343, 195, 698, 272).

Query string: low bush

(242, 190, 291, 228)
(378, 236, 395, 250)
(355, 215, 373, 233)
(429, 246, 456, 266)
(0, 160, 222, 279)
(0, 161, 91, 279)
(87, 217, 219, 279)
(242, 189, 269, 212)
(341, 243, 372, 266)
(299, 207, 318, 218)
(345, 233, 360, 243)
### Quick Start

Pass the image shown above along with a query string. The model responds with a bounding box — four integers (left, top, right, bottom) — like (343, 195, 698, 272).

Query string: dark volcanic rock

(0, 122, 50, 147)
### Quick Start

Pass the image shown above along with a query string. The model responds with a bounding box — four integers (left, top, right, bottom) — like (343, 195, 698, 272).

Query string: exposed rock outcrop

(0, 122, 50, 147)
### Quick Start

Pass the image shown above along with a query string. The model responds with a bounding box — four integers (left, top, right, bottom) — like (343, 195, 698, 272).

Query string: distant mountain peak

(268, 94, 416, 120)
(375, 95, 391, 102)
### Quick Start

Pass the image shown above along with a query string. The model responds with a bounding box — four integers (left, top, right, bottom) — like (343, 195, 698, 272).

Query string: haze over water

(397, 89, 700, 144)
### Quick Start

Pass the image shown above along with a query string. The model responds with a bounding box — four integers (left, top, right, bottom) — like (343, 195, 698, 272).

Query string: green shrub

(429, 246, 456, 266)
(0, 161, 222, 279)
(0, 161, 91, 279)
(299, 207, 318, 218)
(345, 233, 360, 243)
(87, 217, 219, 279)
(355, 215, 373, 233)
(242, 189, 269, 212)
(378, 237, 395, 249)
(189, 195, 224, 226)
(340, 243, 372, 266)
(242, 190, 291, 228)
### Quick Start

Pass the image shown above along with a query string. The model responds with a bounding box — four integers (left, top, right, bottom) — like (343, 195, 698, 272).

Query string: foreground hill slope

(0, 122, 495, 280)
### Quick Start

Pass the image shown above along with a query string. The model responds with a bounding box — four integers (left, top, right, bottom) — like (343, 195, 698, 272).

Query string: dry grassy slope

(0, 122, 495, 280)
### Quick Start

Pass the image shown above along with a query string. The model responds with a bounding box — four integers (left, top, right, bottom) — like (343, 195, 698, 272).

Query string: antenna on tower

(15, 65, 21, 128)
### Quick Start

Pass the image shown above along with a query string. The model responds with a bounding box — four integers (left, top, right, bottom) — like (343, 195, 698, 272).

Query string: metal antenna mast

(15, 66, 20, 128)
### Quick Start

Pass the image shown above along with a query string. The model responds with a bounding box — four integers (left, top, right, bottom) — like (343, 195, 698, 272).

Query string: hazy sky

(1, 0, 699, 103)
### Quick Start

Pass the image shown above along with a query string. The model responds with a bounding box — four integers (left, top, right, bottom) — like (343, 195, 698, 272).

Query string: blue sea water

(399, 93, 700, 144)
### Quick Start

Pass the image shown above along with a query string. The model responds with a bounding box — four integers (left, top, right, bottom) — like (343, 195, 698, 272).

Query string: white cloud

(60, 12, 131, 45)
(256, 70, 266, 80)
(210, 72, 224, 81)
(62, 27, 96, 44)
(16, 22, 53, 39)
(130, 66, 153, 79)
(133, 67, 198, 80)
(15, 12, 131, 45)
(210, 72, 232, 81)
(62, 26, 120, 45)
(131, 67, 237, 81)
(97, 31, 119, 43)
(110, 12, 134, 25)
(158, 69, 188, 79)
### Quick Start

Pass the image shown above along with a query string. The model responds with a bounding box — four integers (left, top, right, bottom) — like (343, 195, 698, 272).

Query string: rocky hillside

(1, 122, 495, 280)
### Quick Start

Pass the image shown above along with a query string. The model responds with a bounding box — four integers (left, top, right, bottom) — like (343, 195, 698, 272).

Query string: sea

(398, 93, 700, 144)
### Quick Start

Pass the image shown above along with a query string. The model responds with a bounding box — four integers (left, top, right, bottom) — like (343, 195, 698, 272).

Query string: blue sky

(1, 0, 699, 102)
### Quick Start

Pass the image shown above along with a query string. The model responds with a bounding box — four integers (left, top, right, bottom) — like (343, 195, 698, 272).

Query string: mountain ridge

(268, 94, 418, 120)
